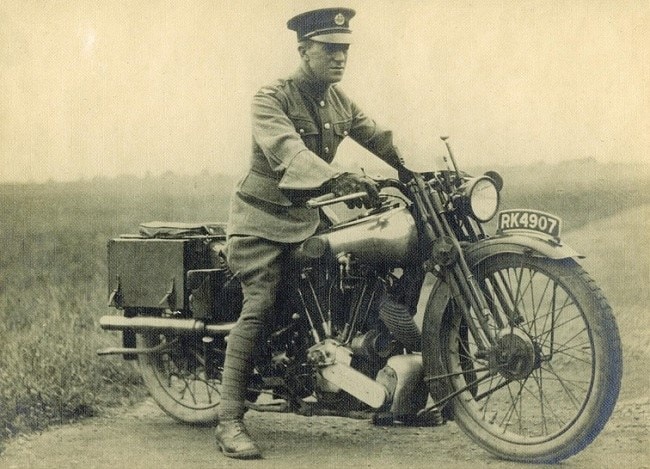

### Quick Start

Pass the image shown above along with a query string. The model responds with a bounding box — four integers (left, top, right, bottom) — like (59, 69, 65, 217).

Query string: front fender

(463, 233, 583, 266)
(422, 233, 582, 404)
(421, 278, 453, 403)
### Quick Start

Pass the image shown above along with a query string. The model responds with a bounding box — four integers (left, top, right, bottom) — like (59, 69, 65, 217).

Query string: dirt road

(0, 390, 647, 469)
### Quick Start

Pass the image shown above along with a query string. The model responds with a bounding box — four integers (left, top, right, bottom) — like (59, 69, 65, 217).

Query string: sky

(1, 0, 648, 183)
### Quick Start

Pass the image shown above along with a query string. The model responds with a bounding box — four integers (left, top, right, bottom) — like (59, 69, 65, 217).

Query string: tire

(437, 254, 622, 463)
(138, 333, 223, 425)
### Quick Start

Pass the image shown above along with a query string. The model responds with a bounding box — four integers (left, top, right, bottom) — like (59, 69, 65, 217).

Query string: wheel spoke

(523, 369, 568, 431)
(537, 367, 591, 395)
(445, 256, 599, 439)
(541, 363, 586, 411)
(533, 367, 548, 434)
(499, 378, 526, 432)
(436, 253, 621, 462)
(480, 373, 503, 419)
(141, 334, 223, 416)
(536, 320, 587, 351)
(534, 297, 577, 347)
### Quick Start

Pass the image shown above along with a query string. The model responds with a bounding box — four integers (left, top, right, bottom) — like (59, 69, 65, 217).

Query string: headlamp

(458, 174, 501, 222)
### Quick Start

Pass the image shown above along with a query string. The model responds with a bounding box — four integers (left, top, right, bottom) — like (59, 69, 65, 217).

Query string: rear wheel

(138, 332, 223, 425)
(439, 254, 622, 463)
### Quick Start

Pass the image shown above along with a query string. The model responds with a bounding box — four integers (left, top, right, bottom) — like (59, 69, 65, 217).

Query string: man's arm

(345, 96, 404, 170)
(251, 90, 338, 190)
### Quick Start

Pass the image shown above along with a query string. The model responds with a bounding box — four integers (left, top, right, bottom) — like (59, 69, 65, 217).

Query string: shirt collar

(291, 67, 331, 101)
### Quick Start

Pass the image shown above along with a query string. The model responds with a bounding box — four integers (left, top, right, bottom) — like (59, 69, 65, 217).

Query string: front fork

(409, 175, 497, 353)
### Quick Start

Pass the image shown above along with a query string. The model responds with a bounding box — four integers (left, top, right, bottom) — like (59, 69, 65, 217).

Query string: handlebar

(305, 191, 369, 209)
(305, 177, 408, 209)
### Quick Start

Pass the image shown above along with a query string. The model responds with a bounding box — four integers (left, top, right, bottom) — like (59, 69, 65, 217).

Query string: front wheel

(439, 254, 622, 463)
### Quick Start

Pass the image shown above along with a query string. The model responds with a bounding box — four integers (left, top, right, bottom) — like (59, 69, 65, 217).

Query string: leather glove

(328, 173, 381, 209)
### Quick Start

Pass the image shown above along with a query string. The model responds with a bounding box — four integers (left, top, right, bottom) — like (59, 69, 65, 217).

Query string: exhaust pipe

(99, 315, 236, 336)
(309, 339, 388, 409)
(320, 361, 388, 409)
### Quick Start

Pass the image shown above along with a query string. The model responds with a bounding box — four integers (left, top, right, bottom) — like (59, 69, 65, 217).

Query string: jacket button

(324, 146, 330, 153)
(319, 100, 325, 107)
(343, 130, 348, 136)
(299, 128, 305, 134)
(324, 123, 331, 130)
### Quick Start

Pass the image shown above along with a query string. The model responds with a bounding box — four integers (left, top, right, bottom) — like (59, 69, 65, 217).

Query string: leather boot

(215, 419, 262, 459)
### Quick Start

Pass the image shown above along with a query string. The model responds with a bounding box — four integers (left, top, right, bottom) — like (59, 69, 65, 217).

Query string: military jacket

(227, 68, 401, 243)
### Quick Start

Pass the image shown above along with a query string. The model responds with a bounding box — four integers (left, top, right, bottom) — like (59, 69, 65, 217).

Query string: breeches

(226, 235, 297, 345)
(219, 235, 297, 420)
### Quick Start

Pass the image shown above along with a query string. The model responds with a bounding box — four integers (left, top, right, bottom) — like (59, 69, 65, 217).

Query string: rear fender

(422, 233, 582, 403)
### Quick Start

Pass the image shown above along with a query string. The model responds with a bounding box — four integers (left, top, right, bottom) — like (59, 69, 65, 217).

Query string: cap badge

(334, 13, 345, 26)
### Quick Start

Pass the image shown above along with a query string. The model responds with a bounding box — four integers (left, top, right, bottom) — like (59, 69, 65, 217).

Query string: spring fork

(410, 174, 496, 349)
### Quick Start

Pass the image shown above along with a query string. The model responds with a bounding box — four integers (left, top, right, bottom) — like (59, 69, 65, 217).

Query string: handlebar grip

(305, 193, 336, 208)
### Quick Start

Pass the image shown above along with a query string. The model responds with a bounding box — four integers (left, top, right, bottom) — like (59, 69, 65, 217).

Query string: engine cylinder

(379, 296, 422, 352)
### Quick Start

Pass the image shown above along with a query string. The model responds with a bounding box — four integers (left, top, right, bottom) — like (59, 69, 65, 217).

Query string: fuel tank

(303, 206, 418, 265)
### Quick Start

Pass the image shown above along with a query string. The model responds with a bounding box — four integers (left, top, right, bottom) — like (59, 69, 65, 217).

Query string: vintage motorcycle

(98, 137, 622, 463)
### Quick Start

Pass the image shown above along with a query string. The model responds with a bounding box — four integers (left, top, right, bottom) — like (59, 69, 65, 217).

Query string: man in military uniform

(216, 8, 404, 459)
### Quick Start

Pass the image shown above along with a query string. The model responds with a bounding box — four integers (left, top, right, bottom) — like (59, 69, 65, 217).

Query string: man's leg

(216, 235, 285, 459)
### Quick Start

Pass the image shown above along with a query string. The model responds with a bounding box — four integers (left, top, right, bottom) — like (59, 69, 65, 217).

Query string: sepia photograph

(1, 1, 647, 467)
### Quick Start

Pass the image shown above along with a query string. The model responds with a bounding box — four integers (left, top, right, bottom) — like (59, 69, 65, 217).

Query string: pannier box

(108, 237, 212, 310)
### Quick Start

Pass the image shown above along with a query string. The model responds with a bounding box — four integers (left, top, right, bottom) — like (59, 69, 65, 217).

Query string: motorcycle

(98, 137, 622, 463)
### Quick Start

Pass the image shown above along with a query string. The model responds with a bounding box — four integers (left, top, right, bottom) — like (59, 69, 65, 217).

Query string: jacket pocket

(290, 117, 319, 153)
(333, 120, 352, 138)
(238, 171, 292, 207)
(331, 119, 352, 155)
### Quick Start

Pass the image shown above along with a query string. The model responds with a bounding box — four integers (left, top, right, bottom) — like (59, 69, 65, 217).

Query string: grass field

(0, 173, 232, 445)
(0, 161, 648, 447)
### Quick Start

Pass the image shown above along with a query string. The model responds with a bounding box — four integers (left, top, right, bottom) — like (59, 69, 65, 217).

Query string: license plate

(497, 209, 562, 240)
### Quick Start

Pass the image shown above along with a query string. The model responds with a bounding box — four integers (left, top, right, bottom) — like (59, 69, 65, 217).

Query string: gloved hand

(328, 173, 381, 209)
